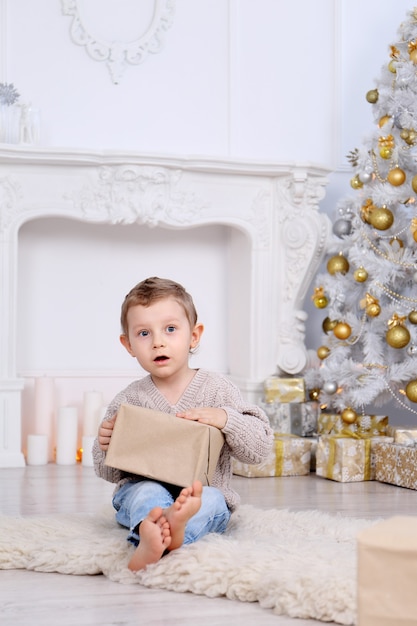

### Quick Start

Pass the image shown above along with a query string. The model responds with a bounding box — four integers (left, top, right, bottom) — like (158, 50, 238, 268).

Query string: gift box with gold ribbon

(374, 441, 417, 490)
(317, 413, 388, 437)
(316, 434, 393, 483)
(386, 424, 417, 445)
(263, 376, 305, 404)
(232, 434, 312, 477)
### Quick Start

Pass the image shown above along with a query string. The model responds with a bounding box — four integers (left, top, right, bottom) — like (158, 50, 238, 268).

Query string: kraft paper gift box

(105, 403, 225, 488)
(374, 441, 417, 490)
(316, 435, 393, 483)
(357, 516, 417, 626)
(386, 424, 417, 444)
(263, 376, 305, 404)
(232, 434, 312, 477)
(318, 413, 388, 437)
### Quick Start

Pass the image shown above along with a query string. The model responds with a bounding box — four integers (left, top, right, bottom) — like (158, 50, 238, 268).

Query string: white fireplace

(0, 145, 330, 466)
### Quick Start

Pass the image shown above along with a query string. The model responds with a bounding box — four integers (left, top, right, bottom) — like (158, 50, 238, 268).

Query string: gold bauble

(350, 175, 363, 189)
(410, 49, 417, 64)
(313, 295, 328, 309)
(317, 345, 330, 360)
(405, 379, 417, 403)
(409, 310, 417, 324)
(388, 59, 397, 73)
(412, 175, 417, 194)
(386, 325, 411, 349)
(369, 207, 394, 230)
(378, 115, 391, 128)
(407, 130, 417, 145)
(366, 303, 381, 317)
(379, 146, 393, 159)
(341, 407, 358, 424)
(353, 267, 368, 282)
(387, 167, 406, 186)
(366, 89, 379, 103)
(308, 388, 321, 401)
(400, 128, 417, 145)
(322, 317, 338, 333)
(413, 230, 417, 243)
(327, 254, 350, 275)
(333, 322, 352, 340)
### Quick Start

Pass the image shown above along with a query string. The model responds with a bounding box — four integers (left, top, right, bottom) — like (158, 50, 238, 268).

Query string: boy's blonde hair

(120, 277, 198, 336)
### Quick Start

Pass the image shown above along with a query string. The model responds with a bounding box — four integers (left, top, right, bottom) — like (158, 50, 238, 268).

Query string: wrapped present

(317, 413, 388, 437)
(261, 400, 293, 433)
(262, 400, 319, 436)
(316, 434, 393, 483)
(232, 434, 312, 477)
(386, 424, 417, 445)
(105, 404, 224, 487)
(304, 436, 318, 471)
(264, 376, 305, 403)
(300, 401, 319, 436)
(357, 516, 417, 625)
(374, 441, 417, 490)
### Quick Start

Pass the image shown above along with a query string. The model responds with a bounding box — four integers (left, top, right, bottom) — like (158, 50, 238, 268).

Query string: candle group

(26, 378, 106, 466)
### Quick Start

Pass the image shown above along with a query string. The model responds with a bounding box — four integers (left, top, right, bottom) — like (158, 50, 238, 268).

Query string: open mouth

(154, 355, 169, 362)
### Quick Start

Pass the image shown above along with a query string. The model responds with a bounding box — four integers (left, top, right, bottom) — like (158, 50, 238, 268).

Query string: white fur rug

(0, 504, 376, 625)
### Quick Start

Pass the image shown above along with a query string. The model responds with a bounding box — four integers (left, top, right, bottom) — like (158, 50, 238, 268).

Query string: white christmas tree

(305, 7, 417, 425)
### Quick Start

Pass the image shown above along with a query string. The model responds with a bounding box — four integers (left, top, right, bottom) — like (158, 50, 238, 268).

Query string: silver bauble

(413, 271, 417, 284)
(333, 219, 352, 238)
(323, 381, 338, 395)
(358, 171, 372, 184)
(407, 344, 417, 356)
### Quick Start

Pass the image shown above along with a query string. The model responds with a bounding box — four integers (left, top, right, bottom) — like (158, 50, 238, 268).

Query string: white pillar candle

(81, 435, 95, 467)
(83, 391, 103, 437)
(34, 376, 55, 460)
(26, 434, 48, 465)
(56, 406, 78, 465)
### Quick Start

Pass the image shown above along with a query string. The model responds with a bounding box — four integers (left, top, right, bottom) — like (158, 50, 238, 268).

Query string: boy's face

(120, 296, 203, 380)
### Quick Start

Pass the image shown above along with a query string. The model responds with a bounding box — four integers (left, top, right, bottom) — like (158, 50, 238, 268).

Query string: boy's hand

(98, 414, 117, 451)
(176, 407, 227, 430)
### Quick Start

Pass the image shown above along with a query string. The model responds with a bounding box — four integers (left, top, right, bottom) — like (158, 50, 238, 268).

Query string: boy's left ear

(191, 323, 204, 348)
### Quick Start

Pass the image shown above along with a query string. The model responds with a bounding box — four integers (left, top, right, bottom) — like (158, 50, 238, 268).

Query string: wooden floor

(1, 463, 417, 626)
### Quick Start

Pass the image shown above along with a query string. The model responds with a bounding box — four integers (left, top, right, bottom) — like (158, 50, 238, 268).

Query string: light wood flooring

(1, 463, 417, 626)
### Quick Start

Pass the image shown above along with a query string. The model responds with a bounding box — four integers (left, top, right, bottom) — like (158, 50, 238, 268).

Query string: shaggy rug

(0, 504, 376, 625)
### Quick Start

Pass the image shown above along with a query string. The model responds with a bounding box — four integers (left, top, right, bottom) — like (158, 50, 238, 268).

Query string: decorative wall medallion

(61, 0, 176, 83)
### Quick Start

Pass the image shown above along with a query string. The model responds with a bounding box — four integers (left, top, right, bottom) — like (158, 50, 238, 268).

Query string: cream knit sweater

(93, 369, 274, 511)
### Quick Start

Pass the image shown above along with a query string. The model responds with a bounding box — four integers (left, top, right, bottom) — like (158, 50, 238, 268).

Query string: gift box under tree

(232, 434, 312, 478)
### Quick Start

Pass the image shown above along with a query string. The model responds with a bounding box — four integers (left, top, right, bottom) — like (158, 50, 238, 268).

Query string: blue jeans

(112, 479, 231, 546)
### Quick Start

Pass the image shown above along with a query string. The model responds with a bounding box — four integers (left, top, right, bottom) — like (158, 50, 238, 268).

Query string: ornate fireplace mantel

(0, 145, 330, 466)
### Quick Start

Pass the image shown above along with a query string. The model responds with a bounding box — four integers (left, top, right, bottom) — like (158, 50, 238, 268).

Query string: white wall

(1, 0, 415, 430)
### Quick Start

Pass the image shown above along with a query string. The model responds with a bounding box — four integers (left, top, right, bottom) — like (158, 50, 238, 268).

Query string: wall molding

(61, 0, 176, 84)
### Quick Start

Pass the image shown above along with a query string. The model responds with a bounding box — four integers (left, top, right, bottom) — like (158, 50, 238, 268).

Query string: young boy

(93, 277, 274, 571)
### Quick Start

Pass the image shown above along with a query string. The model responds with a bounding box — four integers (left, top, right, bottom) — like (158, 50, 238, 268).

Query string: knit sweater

(92, 368, 274, 511)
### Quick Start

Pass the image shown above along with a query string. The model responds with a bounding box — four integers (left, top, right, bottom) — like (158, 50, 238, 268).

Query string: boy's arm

(93, 413, 123, 484)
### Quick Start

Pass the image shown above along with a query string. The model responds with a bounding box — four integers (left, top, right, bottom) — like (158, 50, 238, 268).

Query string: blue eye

(166, 326, 176, 333)
(139, 330, 149, 337)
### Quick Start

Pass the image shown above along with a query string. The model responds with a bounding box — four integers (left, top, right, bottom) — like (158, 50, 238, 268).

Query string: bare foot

(128, 506, 171, 572)
(164, 480, 203, 551)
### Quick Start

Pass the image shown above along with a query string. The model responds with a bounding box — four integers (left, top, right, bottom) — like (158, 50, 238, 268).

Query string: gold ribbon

(326, 431, 373, 481)
(360, 292, 379, 310)
(274, 433, 297, 476)
(387, 313, 407, 329)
